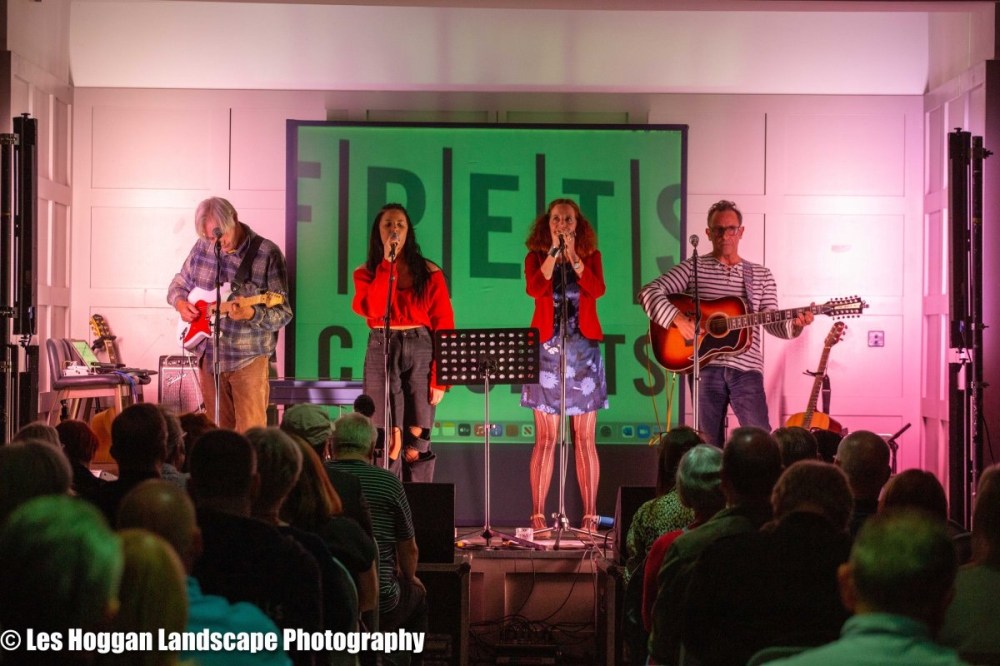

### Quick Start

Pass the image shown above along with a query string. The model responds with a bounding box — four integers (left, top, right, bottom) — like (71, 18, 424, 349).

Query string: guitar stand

(435, 328, 541, 549)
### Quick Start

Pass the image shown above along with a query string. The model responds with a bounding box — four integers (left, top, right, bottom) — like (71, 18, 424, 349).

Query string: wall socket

(868, 330, 885, 347)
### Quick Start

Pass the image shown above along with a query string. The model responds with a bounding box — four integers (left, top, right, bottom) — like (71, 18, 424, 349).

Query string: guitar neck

(218, 294, 271, 313)
(729, 304, 814, 331)
(803, 344, 834, 423)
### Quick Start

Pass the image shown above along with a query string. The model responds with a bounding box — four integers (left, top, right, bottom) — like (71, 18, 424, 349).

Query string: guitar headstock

(89, 313, 121, 365)
(819, 296, 868, 318)
(825, 321, 847, 348)
(261, 292, 285, 308)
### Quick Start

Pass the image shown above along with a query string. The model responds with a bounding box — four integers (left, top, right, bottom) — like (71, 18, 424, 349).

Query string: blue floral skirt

(520, 332, 609, 415)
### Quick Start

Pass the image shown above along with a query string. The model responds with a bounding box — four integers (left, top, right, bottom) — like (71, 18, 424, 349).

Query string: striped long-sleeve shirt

(638, 255, 795, 374)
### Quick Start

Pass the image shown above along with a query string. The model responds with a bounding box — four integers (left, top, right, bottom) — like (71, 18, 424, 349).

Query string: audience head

(841, 510, 956, 629)
(0, 440, 73, 523)
(11, 421, 60, 446)
(113, 528, 188, 661)
(721, 427, 783, 505)
(814, 431, 842, 464)
(771, 460, 853, 531)
(332, 412, 377, 460)
(654, 426, 704, 496)
(353, 393, 376, 418)
(971, 464, 1000, 567)
(0, 496, 123, 635)
(772, 426, 819, 467)
(118, 479, 201, 573)
(187, 429, 257, 508)
(111, 403, 168, 472)
(880, 469, 948, 524)
(179, 412, 216, 466)
(675, 444, 725, 520)
(835, 430, 891, 500)
(156, 405, 186, 470)
(56, 419, 100, 465)
(281, 433, 345, 531)
(245, 427, 303, 519)
(280, 403, 334, 459)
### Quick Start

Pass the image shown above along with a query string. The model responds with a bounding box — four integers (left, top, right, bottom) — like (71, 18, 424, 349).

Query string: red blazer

(525, 250, 605, 342)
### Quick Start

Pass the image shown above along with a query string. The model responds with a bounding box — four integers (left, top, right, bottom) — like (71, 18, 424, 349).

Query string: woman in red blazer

(521, 199, 608, 531)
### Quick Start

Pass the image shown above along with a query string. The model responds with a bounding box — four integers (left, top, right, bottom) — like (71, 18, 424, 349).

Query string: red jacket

(525, 250, 605, 342)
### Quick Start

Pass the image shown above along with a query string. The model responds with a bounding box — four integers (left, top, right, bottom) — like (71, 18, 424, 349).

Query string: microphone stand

(212, 238, 223, 425)
(380, 243, 398, 471)
(690, 235, 702, 433)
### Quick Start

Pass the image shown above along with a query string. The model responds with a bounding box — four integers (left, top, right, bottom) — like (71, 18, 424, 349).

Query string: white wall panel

(231, 107, 297, 191)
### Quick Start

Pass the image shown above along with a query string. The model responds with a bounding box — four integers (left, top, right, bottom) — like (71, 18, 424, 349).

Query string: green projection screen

(286, 122, 686, 445)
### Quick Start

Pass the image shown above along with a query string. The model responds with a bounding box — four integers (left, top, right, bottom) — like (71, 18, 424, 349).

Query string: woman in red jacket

(522, 199, 608, 530)
(352, 203, 455, 482)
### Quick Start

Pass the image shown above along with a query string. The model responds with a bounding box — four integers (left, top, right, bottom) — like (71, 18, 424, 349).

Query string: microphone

(689, 234, 699, 248)
(388, 231, 399, 261)
(558, 233, 566, 252)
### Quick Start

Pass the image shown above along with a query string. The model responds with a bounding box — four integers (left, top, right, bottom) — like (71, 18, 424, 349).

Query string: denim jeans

(694, 366, 770, 446)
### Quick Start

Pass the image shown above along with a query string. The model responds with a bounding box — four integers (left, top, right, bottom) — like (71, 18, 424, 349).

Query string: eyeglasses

(710, 225, 742, 238)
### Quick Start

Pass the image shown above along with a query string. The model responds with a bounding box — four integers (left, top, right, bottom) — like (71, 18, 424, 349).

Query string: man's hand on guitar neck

(791, 305, 816, 335)
(227, 301, 254, 321)
(174, 299, 199, 323)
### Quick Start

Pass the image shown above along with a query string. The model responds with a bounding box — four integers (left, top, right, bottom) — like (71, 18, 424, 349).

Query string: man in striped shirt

(639, 200, 813, 446)
(329, 412, 428, 659)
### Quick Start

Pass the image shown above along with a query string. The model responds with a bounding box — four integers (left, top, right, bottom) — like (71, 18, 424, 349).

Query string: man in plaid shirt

(168, 197, 293, 431)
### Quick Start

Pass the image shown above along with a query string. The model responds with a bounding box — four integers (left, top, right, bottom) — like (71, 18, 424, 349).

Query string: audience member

(880, 469, 971, 564)
(95, 403, 167, 523)
(769, 510, 964, 666)
(939, 464, 1000, 660)
(647, 426, 782, 664)
(246, 426, 358, 634)
(56, 418, 106, 499)
(282, 403, 374, 536)
(682, 460, 853, 665)
(0, 496, 122, 665)
(642, 444, 725, 631)
(118, 480, 291, 666)
(624, 426, 702, 578)
(773, 426, 819, 467)
(282, 433, 379, 615)
(179, 411, 216, 472)
(157, 405, 189, 488)
(835, 430, 891, 536)
(11, 420, 60, 445)
(353, 393, 376, 418)
(99, 529, 187, 666)
(328, 412, 428, 664)
(188, 428, 322, 666)
(0, 439, 72, 523)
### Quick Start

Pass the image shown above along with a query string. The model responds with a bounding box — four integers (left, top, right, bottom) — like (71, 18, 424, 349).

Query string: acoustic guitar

(785, 321, 846, 433)
(648, 294, 867, 373)
(177, 283, 285, 351)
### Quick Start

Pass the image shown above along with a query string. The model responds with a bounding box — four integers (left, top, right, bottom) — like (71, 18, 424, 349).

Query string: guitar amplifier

(158, 355, 203, 413)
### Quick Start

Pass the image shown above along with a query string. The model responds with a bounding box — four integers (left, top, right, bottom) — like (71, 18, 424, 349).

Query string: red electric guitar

(177, 284, 285, 351)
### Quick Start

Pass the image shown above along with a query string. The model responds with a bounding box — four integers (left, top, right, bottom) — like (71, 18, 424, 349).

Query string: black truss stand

(435, 327, 541, 549)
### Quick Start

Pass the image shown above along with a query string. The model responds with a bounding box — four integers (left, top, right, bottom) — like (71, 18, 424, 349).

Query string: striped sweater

(638, 254, 795, 374)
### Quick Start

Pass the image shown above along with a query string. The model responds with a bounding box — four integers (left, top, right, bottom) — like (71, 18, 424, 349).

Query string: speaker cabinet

(403, 482, 455, 564)
(614, 486, 656, 565)
(158, 355, 202, 413)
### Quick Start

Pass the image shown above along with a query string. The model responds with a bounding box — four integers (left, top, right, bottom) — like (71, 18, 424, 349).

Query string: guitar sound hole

(707, 317, 729, 337)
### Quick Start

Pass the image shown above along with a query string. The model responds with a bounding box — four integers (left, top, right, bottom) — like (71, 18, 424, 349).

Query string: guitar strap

(741, 260, 755, 312)
(231, 234, 265, 295)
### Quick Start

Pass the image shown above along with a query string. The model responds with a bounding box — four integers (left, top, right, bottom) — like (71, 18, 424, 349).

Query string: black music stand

(435, 327, 540, 548)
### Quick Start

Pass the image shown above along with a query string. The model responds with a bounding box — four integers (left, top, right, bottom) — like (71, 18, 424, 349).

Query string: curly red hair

(525, 199, 598, 257)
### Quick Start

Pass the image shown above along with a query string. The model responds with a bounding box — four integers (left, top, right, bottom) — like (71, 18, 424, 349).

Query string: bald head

(117, 480, 200, 573)
(722, 427, 783, 504)
(836, 430, 891, 500)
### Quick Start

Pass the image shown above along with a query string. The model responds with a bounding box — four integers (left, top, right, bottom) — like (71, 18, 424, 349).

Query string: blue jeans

(693, 366, 771, 446)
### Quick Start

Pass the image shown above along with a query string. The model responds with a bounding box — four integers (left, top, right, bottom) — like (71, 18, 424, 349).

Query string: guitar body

(177, 284, 232, 351)
(785, 411, 843, 435)
(649, 295, 752, 373)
